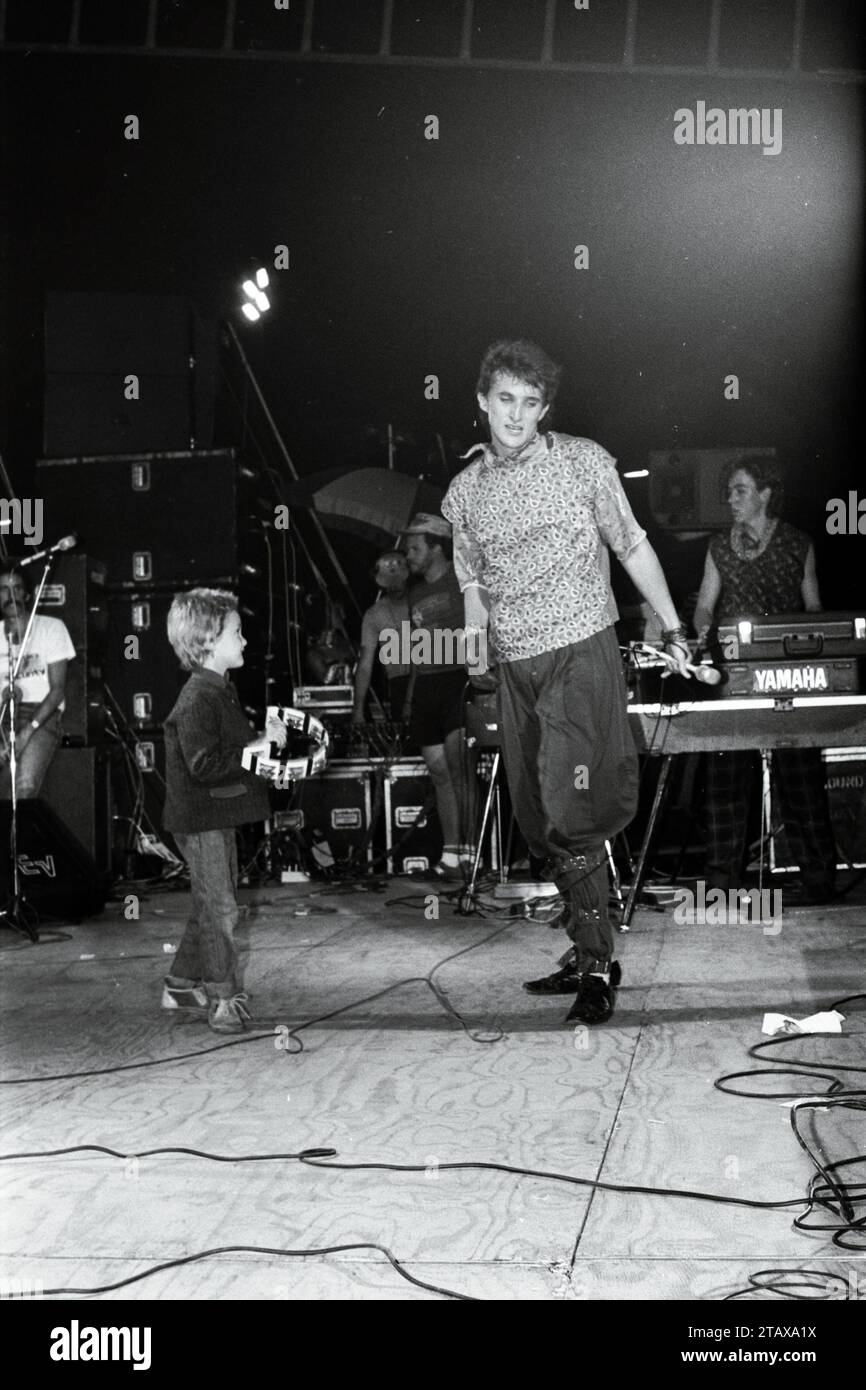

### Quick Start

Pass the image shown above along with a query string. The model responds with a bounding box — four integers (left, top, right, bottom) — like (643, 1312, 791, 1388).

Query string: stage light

(239, 267, 272, 323)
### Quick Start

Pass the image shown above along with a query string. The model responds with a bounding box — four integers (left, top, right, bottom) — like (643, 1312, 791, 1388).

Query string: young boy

(161, 588, 284, 1034)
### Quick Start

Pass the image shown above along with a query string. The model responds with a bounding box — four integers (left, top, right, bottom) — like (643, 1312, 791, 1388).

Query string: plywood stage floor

(1, 875, 864, 1302)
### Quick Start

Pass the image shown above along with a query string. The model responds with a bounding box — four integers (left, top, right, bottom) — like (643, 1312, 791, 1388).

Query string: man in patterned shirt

(442, 340, 689, 1024)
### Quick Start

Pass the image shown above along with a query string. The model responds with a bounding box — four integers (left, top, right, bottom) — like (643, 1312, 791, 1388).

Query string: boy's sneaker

(208, 993, 251, 1035)
(162, 977, 208, 1012)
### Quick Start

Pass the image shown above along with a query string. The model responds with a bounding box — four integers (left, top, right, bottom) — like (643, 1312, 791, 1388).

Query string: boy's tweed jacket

(163, 668, 270, 833)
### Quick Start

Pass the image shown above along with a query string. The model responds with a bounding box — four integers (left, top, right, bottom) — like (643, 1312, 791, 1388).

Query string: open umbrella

(283, 468, 446, 547)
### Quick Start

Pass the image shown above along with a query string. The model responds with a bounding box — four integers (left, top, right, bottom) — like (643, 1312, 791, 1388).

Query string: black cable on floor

(0, 917, 520, 1083)
(5, 937, 862, 1299)
(275, 916, 518, 1052)
(713, 992, 865, 1294)
(0, 1139, 834, 1303)
(36, 1242, 477, 1302)
(4, 1018, 864, 1297)
(724, 1267, 863, 1301)
(0, 1141, 824, 1213)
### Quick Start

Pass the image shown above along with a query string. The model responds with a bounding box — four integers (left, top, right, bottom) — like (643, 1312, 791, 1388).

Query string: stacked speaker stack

(37, 447, 246, 873)
(1, 553, 113, 919)
(33, 290, 262, 890)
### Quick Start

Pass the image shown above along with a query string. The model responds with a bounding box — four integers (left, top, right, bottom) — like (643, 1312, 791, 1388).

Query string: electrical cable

(723, 1267, 862, 1301)
(0, 1139, 848, 1304)
(0, 914, 522, 1084)
(0, 1141, 820, 1214)
(713, 992, 865, 1293)
(3, 967, 862, 1296)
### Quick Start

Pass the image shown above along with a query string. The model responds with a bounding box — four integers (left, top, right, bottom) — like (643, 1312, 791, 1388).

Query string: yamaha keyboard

(628, 696, 866, 754)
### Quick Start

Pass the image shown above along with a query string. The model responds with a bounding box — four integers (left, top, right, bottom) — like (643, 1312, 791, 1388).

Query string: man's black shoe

(525, 959, 621, 998)
(565, 962, 622, 1025)
(523, 963, 582, 995)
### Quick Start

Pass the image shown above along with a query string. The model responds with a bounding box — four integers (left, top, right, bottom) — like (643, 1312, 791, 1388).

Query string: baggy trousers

(497, 628, 639, 970)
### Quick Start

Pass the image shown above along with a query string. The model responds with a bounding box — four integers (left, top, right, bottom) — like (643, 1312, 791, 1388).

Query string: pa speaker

(43, 291, 215, 455)
(0, 800, 106, 921)
(40, 746, 112, 875)
(36, 450, 238, 587)
(103, 591, 186, 731)
(37, 554, 108, 744)
(772, 749, 866, 870)
(44, 373, 195, 457)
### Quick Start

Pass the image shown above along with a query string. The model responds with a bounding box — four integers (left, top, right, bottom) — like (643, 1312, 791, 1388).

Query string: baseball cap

(401, 512, 452, 538)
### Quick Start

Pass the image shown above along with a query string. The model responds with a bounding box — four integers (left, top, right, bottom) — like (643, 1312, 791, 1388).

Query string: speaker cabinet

(36, 450, 238, 587)
(0, 800, 106, 921)
(37, 554, 107, 743)
(104, 591, 186, 732)
(44, 291, 214, 456)
(44, 373, 196, 457)
(41, 746, 112, 876)
(772, 749, 866, 871)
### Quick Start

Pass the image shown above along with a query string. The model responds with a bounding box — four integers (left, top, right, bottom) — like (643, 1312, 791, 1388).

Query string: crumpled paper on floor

(762, 1010, 845, 1036)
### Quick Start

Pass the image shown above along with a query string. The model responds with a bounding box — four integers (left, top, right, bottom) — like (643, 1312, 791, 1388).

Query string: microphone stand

(0, 557, 57, 942)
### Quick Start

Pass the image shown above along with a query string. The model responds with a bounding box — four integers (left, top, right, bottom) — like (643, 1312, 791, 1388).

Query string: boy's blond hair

(167, 588, 238, 671)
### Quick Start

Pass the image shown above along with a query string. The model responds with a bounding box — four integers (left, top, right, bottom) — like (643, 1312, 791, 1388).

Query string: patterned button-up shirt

(441, 431, 646, 663)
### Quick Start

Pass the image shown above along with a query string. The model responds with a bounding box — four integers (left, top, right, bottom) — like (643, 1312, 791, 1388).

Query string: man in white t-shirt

(0, 565, 76, 799)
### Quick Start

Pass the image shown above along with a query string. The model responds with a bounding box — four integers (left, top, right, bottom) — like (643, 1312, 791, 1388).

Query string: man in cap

(401, 513, 476, 880)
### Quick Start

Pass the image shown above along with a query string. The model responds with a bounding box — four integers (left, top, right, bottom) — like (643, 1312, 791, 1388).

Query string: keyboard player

(692, 456, 837, 903)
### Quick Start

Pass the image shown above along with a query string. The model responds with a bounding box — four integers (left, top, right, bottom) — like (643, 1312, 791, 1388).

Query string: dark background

(2, 2, 864, 618)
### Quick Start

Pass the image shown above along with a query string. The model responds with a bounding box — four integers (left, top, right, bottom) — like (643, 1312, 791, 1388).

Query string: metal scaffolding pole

(1, 0, 861, 81)
(224, 321, 361, 620)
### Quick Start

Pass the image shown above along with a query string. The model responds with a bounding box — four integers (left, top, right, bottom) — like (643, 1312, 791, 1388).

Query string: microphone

(18, 534, 78, 567)
(647, 643, 722, 686)
(687, 643, 722, 686)
(688, 661, 722, 686)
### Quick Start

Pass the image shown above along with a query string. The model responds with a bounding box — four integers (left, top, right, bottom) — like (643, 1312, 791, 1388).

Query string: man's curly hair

(476, 339, 562, 409)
